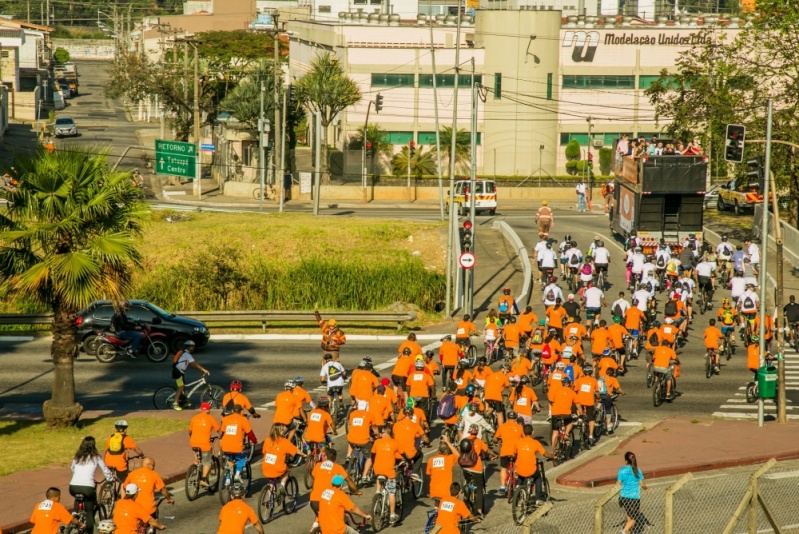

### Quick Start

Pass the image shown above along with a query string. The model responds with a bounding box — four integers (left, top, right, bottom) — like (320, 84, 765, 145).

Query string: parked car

(54, 117, 78, 137)
(704, 183, 721, 209)
(75, 300, 210, 355)
(59, 82, 70, 100)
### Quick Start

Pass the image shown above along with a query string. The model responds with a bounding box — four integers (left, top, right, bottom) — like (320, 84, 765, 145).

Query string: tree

(219, 60, 278, 130)
(437, 126, 471, 176)
(295, 53, 361, 183)
(599, 147, 613, 176)
(348, 124, 392, 157)
(53, 47, 70, 63)
(390, 146, 436, 179)
(564, 140, 581, 175)
(189, 245, 247, 309)
(0, 147, 147, 427)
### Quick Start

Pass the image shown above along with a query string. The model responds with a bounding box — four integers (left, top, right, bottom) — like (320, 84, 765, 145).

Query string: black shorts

(391, 374, 406, 388)
(551, 415, 572, 431)
(619, 497, 641, 519)
(581, 405, 596, 420)
(310, 500, 320, 515)
(487, 400, 504, 413)
(500, 456, 515, 469)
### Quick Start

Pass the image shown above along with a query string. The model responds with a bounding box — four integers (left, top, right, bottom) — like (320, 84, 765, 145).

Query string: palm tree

(349, 123, 392, 158)
(0, 146, 148, 427)
(390, 146, 437, 179)
(437, 126, 472, 176)
(295, 53, 361, 183)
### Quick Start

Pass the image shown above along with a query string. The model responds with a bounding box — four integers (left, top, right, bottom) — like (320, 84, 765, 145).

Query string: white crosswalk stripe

(712, 344, 799, 420)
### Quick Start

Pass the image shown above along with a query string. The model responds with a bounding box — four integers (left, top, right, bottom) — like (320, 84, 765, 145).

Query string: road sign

(459, 251, 476, 270)
(155, 139, 196, 179)
(201, 143, 215, 152)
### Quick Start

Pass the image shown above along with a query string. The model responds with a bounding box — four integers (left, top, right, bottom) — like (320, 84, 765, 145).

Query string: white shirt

(543, 284, 565, 305)
(579, 263, 595, 282)
(592, 247, 610, 264)
(565, 248, 583, 268)
(540, 249, 558, 269)
(175, 350, 195, 373)
(71, 457, 114, 487)
(611, 298, 630, 316)
(744, 276, 758, 288)
(641, 262, 657, 280)
(716, 242, 734, 259)
(629, 253, 646, 274)
(730, 277, 747, 298)
(739, 289, 759, 312)
(584, 287, 604, 308)
(534, 241, 548, 261)
(748, 243, 760, 263)
(695, 261, 716, 278)
(681, 277, 695, 295)
(576, 183, 586, 195)
(655, 249, 671, 268)
(633, 289, 651, 311)
(320, 361, 346, 388)
(558, 241, 569, 256)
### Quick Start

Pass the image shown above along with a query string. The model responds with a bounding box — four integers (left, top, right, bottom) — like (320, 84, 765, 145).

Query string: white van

(446, 179, 498, 216)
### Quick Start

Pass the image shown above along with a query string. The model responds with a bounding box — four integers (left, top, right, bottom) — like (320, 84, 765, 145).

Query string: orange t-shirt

(546, 306, 568, 329)
(310, 460, 348, 502)
(439, 341, 462, 367)
(346, 409, 375, 445)
(219, 413, 252, 454)
(747, 343, 761, 372)
(564, 322, 587, 342)
(317, 488, 356, 534)
(305, 408, 334, 443)
(189, 412, 220, 451)
(472, 365, 492, 385)
(123, 467, 165, 515)
(551, 386, 577, 416)
(292, 386, 312, 417)
(104, 435, 137, 472)
(368, 394, 392, 427)
(597, 357, 619, 379)
(426, 454, 458, 500)
(590, 328, 610, 355)
(463, 436, 488, 473)
(435, 497, 472, 534)
(607, 324, 628, 350)
(30, 500, 73, 534)
(603, 375, 622, 395)
(644, 327, 662, 351)
(547, 370, 565, 403)
(261, 436, 299, 479)
(112, 499, 152, 534)
(484, 322, 501, 342)
(406, 370, 435, 398)
(392, 355, 413, 377)
(484, 372, 510, 402)
(221, 391, 253, 412)
(398, 406, 427, 427)
(518, 312, 538, 333)
(456, 320, 477, 339)
(503, 323, 522, 348)
(349, 369, 378, 401)
(441, 393, 468, 426)
(652, 346, 677, 369)
(392, 418, 424, 458)
(665, 299, 686, 320)
(371, 436, 402, 478)
(624, 307, 645, 332)
(498, 295, 515, 313)
(510, 385, 538, 417)
(494, 420, 523, 457)
(272, 391, 299, 425)
(425, 359, 440, 376)
(704, 326, 724, 350)
(451, 370, 473, 391)
(514, 436, 546, 478)
(217, 499, 258, 534)
(510, 357, 532, 378)
(574, 376, 598, 406)
(659, 324, 678, 345)
(754, 315, 775, 340)
(398, 340, 423, 357)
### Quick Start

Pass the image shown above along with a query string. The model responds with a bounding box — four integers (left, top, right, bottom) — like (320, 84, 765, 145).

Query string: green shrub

(565, 160, 578, 175)
(599, 147, 613, 176)
(565, 139, 581, 161)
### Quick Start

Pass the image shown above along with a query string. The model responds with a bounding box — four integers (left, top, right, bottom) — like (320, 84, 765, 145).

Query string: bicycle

(705, 348, 720, 379)
(257, 474, 299, 524)
(347, 444, 370, 485)
(625, 330, 640, 361)
(152, 374, 225, 410)
(484, 334, 500, 363)
(746, 353, 776, 404)
(185, 438, 220, 501)
(313, 509, 368, 533)
(696, 286, 708, 315)
(424, 508, 480, 534)
(596, 269, 606, 291)
(328, 387, 347, 429)
(652, 366, 677, 407)
(552, 417, 576, 466)
(62, 493, 91, 534)
(529, 354, 545, 387)
(252, 183, 277, 200)
(218, 442, 254, 505)
(575, 414, 592, 451)
(304, 440, 329, 490)
(511, 460, 550, 525)
(504, 456, 519, 503)
(457, 336, 478, 368)
(136, 497, 167, 534)
(97, 457, 143, 519)
(371, 472, 405, 532)
(645, 361, 655, 389)
(594, 394, 620, 439)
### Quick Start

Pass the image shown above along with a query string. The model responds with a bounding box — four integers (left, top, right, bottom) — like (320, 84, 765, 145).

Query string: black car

(75, 300, 210, 355)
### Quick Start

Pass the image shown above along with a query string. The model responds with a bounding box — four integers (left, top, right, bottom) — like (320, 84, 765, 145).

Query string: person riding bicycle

(747, 335, 762, 380)
(457, 402, 493, 442)
(318, 474, 372, 534)
(582, 281, 607, 330)
(105, 420, 144, 483)
(398, 396, 429, 434)
(218, 481, 264, 534)
(546, 298, 568, 341)
(704, 319, 724, 374)
(536, 200, 554, 238)
(398, 332, 423, 359)
(528, 319, 547, 358)
(110, 300, 144, 357)
(435, 482, 481, 533)
(439, 335, 462, 390)
(171, 339, 209, 411)
(345, 400, 377, 479)
(596, 348, 620, 379)
(663, 292, 688, 338)
(738, 283, 760, 327)
(371, 425, 408, 523)
(652, 340, 679, 400)
(70, 437, 115, 534)
(292, 375, 315, 416)
(502, 315, 522, 357)
(273, 380, 305, 444)
(426, 436, 459, 500)
(483, 364, 511, 427)
(494, 409, 523, 497)
(394, 406, 430, 467)
(542, 276, 564, 307)
(452, 361, 474, 396)
(753, 313, 776, 351)
(316, 310, 346, 363)
(627, 247, 647, 290)
(559, 235, 573, 279)
(606, 316, 629, 374)
(694, 255, 717, 308)
(717, 298, 739, 346)
(391, 347, 415, 393)
(222, 380, 261, 418)
(123, 457, 174, 519)
(716, 234, 734, 277)
(517, 306, 538, 339)
(189, 402, 220, 487)
(320, 352, 347, 406)
(30, 487, 85, 534)
(509, 376, 540, 425)
(539, 241, 559, 288)
(589, 320, 611, 363)
(309, 448, 361, 532)
(306, 396, 337, 451)
(784, 295, 799, 346)
(574, 365, 600, 445)
(498, 287, 519, 323)
(484, 316, 502, 356)
(459, 426, 497, 517)
(549, 376, 577, 457)
(514, 424, 554, 505)
(350, 361, 379, 409)
(406, 360, 436, 415)
(113, 483, 166, 534)
(262, 423, 305, 496)
(455, 314, 478, 348)
(369, 385, 393, 430)
(472, 357, 493, 389)
(220, 404, 257, 478)
(599, 369, 624, 433)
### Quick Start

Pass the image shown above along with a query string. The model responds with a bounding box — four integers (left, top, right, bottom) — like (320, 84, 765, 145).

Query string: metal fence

(753, 204, 799, 265)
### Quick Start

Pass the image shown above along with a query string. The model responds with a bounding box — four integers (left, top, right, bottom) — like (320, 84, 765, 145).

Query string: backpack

(743, 296, 755, 310)
(327, 363, 343, 382)
(569, 253, 580, 266)
(656, 255, 666, 268)
(458, 445, 478, 468)
(171, 350, 185, 380)
(564, 365, 575, 381)
(499, 301, 509, 313)
(546, 288, 556, 301)
(720, 308, 735, 325)
(597, 378, 608, 395)
(612, 303, 624, 320)
(437, 393, 458, 420)
(531, 328, 544, 345)
(664, 300, 678, 317)
(581, 264, 593, 276)
(648, 330, 660, 347)
(722, 244, 732, 256)
(108, 432, 125, 455)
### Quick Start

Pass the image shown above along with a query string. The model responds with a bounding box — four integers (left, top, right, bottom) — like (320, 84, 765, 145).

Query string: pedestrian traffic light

(460, 220, 473, 252)
(366, 141, 373, 158)
(409, 141, 416, 158)
(375, 93, 384, 113)
(746, 156, 764, 192)
(725, 124, 746, 163)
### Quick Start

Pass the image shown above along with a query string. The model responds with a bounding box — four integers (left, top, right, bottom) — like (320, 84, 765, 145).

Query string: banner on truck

(619, 187, 634, 233)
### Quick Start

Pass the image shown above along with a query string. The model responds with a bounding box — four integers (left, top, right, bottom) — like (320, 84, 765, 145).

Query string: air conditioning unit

(592, 139, 604, 147)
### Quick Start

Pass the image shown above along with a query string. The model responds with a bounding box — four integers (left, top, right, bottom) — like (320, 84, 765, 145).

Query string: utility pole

(586, 116, 594, 204)
(272, 19, 281, 190)
(771, 169, 786, 423)
(193, 41, 201, 198)
(467, 58, 477, 316)
(757, 98, 773, 428)
(445, 0, 462, 318)
(429, 0, 444, 221)
(259, 80, 267, 210)
(279, 87, 287, 213)
(27, 0, 30, 23)
(313, 112, 321, 215)
(361, 100, 373, 204)
(183, 41, 189, 133)
(45, 0, 49, 25)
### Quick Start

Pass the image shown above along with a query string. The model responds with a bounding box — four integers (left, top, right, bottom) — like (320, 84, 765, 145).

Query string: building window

(417, 131, 438, 145)
(371, 73, 414, 88)
(559, 133, 589, 146)
(562, 75, 635, 89)
(318, 5, 331, 11)
(547, 73, 553, 100)
(419, 74, 482, 88)
(494, 73, 501, 99)
(638, 75, 663, 89)
(0, 51, 8, 58)
(383, 131, 414, 145)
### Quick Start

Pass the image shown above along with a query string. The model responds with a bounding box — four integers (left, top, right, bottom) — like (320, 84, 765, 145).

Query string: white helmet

(664, 317, 674, 324)
(97, 520, 116, 533)
(357, 400, 370, 411)
(555, 361, 566, 370)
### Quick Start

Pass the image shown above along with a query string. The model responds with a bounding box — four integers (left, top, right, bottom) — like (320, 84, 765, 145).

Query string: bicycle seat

(74, 494, 86, 502)
(376, 475, 388, 483)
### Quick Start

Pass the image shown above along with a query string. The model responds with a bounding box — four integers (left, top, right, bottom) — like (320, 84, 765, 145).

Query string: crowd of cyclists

(31, 223, 795, 534)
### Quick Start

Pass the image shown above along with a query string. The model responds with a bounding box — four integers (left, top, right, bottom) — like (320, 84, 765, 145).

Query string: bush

(599, 147, 613, 176)
(53, 47, 70, 64)
(565, 139, 581, 161)
(565, 160, 578, 175)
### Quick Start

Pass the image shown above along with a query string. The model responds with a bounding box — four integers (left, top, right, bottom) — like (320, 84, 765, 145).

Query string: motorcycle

(95, 322, 170, 363)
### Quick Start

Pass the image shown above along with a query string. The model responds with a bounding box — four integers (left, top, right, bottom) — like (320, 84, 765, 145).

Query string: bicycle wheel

(541, 475, 551, 501)
(283, 476, 299, 514)
(145, 340, 170, 363)
(511, 486, 530, 525)
(185, 464, 200, 501)
(466, 345, 477, 367)
(610, 405, 619, 431)
(653, 381, 664, 407)
(304, 454, 316, 490)
(411, 465, 424, 499)
(97, 480, 116, 518)
(371, 494, 386, 532)
(153, 386, 176, 410)
(645, 365, 655, 389)
(705, 355, 713, 379)
(218, 471, 232, 506)
(257, 484, 275, 524)
(207, 456, 220, 493)
(746, 382, 757, 404)
(593, 407, 604, 440)
(201, 385, 226, 409)
(530, 360, 543, 387)
(699, 292, 706, 315)
(253, 187, 262, 200)
(347, 453, 362, 482)
(243, 462, 253, 496)
(395, 474, 405, 522)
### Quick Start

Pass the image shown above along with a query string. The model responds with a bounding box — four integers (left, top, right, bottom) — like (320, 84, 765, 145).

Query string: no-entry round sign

(459, 252, 476, 269)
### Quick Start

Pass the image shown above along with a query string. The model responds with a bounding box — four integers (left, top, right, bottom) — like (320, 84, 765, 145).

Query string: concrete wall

(15, 89, 38, 121)
(52, 39, 116, 60)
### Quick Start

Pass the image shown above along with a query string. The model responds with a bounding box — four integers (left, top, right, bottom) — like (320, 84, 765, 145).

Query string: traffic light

(288, 84, 296, 103)
(587, 152, 594, 168)
(460, 220, 473, 252)
(746, 156, 764, 192)
(725, 124, 746, 163)
(375, 93, 384, 113)
(366, 141, 373, 158)
(409, 141, 416, 158)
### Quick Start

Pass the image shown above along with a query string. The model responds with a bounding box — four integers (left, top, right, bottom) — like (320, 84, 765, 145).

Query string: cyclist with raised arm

(218, 482, 264, 534)
(171, 340, 209, 411)
(222, 380, 261, 418)
(316, 311, 346, 363)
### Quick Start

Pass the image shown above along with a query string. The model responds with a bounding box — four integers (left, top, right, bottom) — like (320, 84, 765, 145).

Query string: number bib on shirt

(432, 457, 445, 469)
(580, 384, 592, 393)
(225, 424, 238, 435)
(265, 454, 278, 465)
(321, 489, 335, 501)
(516, 397, 528, 406)
(457, 328, 466, 335)
(441, 501, 456, 512)
(413, 373, 424, 381)
(310, 412, 322, 422)
(38, 500, 53, 511)
(320, 461, 334, 471)
(352, 417, 364, 427)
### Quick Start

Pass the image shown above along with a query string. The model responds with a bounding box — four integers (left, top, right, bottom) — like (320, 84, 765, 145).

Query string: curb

(211, 333, 448, 341)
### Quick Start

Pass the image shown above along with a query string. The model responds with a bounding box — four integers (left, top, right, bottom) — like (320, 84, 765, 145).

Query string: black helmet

(565, 234, 572, 241)
(571, 240, 577, 248)
(458, 438, 473, 454)
(231, 481, 246, 498)
(464, 314, 471, 321)
(402, 347, 411, 355)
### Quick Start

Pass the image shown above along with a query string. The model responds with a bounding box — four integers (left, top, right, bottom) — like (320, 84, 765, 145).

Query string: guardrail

(0, 310, 418, 332)
(493, 219, 532, 307)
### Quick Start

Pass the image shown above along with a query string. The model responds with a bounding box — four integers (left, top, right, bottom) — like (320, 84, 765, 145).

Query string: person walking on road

(617, 451, 648, 534)
(575, 180, 588, 212)
(536, 200, 554, 238)
(316, 310, 347, 363)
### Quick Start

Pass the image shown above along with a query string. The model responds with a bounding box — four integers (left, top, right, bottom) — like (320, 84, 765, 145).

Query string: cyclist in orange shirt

(753, 314, 775, 350)
(498, 287, 519, 323)
(439, 335, 463, 389)
(652, 341, 679, 399)
(510, 352, 532, 381)
(704, 318, 724, 374)
(483, 364, 511, 426)
(308, 448, 361, 531)
(369, 387, 392, 429)
(426, 436, 459, 500)
(219, 404, 257, 463)
(345, 400, 377, 478)
(440, 383, 469, 432)
(391, 348, 414, 392)
(104, 420, 144, 483)
(514, 424, 554, 503)
(574, 365, 600, 445)
(398, 333, 423, 358)
(517, 306, 538, 338)
(606, 316, 630, 374)
(306, 396, 337, 448)
(397, 399, 429, 434)
(318, 475, 372, 534)
(747, 335, 762, 376)
(472, 357, 493, 389)
(540, 342, 559, 373)
(644, 320, 662, 355)
(273, 380, 304, 444)
(550, 376, 578, 456)
(455, 314, 478, 348)
(113, 484, 165, 534)
(262, 424, 305, 495)
(424, 350, 441, 378)
(350, 360, 379, 404)
(406, 360, 436, 414)
(659, 318, 679, 346)
(546, 299, 569, 340)
(495, 410, 523, 496)
(502, 316, 522, 357)
(590, 320, 611, 361)
(221, 380, 261, 418)
(291, 376, 314, 415)
(547, 361, 566, 406)
(624, 304, 645, 333)
(189, 402, 220, 486)
(459, 426, 497, 516)
(435, 482, 480, 533)
(217, 482, 264, 534)
(599, 368, 624, 433)
(30, 488, 84, 534)
(451, 360, 473, 395)
(393, 409, 430, 466)
(564, 319, 588, 342)
(509, 376, 540, 424)
(123, 457, 174, 518)
(527, 320, 547, 356)
(371, 426, 406, 522)
(596, 349, 619, 378)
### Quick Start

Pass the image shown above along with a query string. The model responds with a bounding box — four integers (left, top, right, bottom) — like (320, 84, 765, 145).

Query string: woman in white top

(69, 436, 114, 532)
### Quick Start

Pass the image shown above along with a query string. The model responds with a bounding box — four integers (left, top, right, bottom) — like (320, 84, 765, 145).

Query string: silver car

(54, 117, 78, 138)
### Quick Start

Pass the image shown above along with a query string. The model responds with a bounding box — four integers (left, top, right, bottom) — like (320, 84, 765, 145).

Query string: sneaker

(172, 404, 183, 411)
(344, 456, 351, 467)
(497, 487, 507, 496)
(199, 479, 209, 488)
(127, 348, 136, 358)
(389, 514, 399, 524)
(608, 429, 614, 435)
(279, 484, 287, 496)
(359, 476, 370, 486)
(535, 499, 546, 507)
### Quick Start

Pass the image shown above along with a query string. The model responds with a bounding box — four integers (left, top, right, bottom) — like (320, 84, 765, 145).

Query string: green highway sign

(155, 139, 196, 179)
